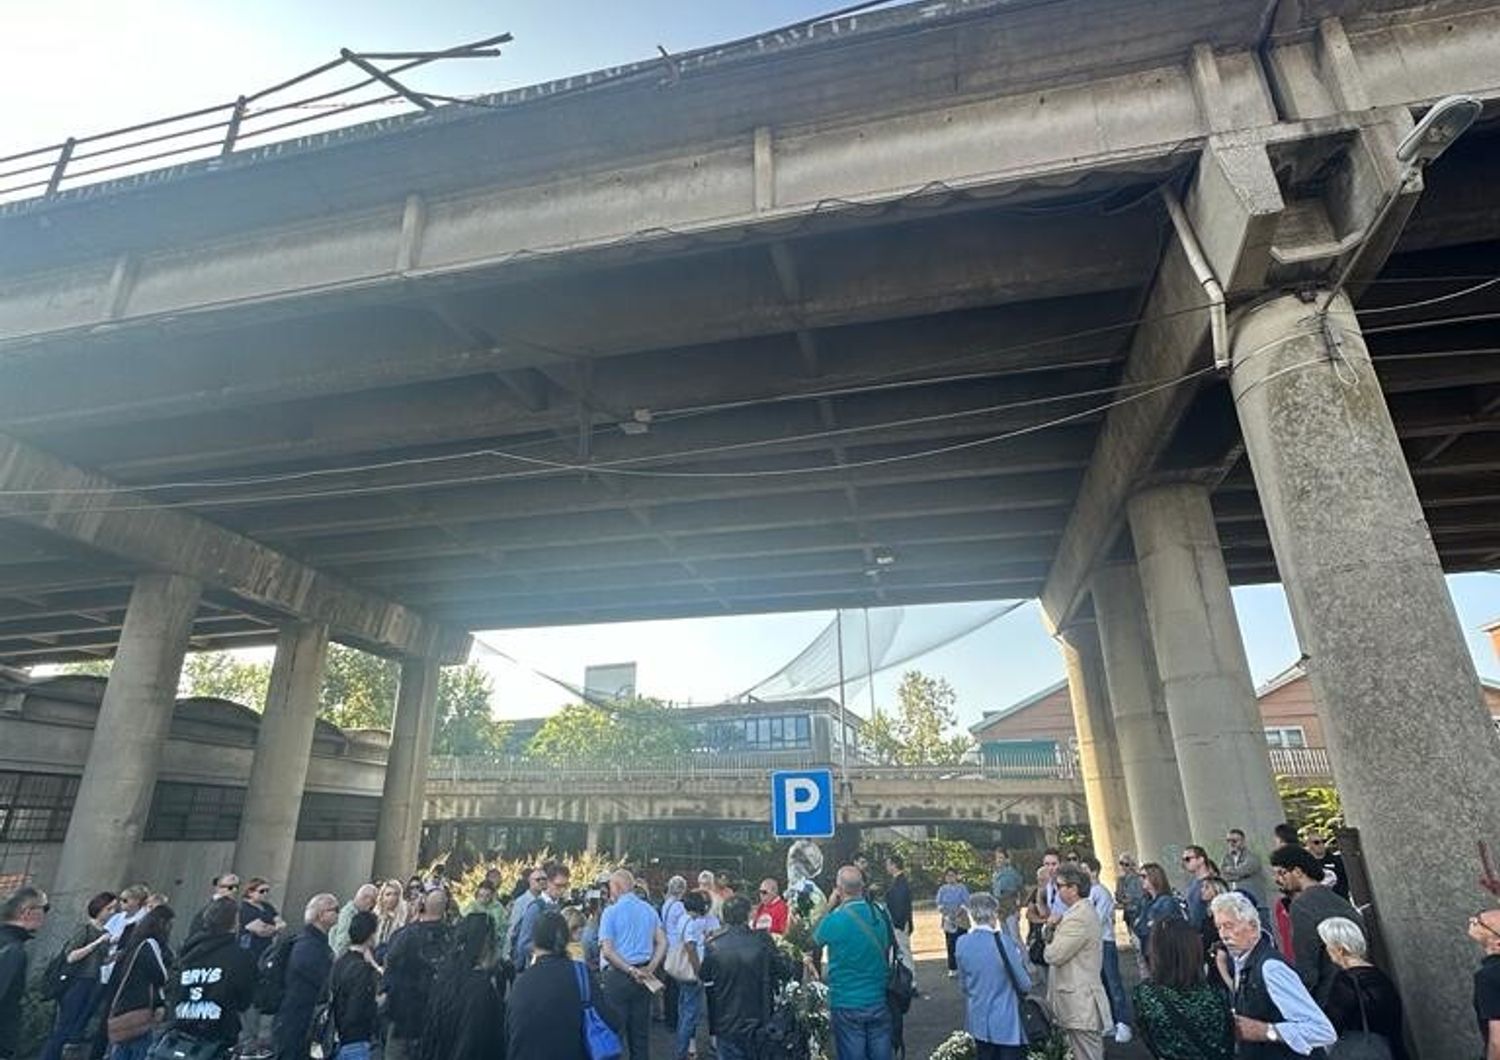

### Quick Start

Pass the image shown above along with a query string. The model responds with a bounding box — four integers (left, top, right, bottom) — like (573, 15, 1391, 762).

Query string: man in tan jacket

(1041, 864, 1112, 1060)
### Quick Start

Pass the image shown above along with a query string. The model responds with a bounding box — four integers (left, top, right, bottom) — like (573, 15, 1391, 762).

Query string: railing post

(221, 96, 248, 156)
(44, 138, 76, 198)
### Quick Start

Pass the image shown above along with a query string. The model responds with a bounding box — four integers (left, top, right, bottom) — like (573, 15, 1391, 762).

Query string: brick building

(972, 664, 1500, 782)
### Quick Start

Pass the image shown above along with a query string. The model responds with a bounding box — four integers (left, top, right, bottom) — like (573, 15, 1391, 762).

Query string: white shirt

(1088, 883, 1115, 942)
(99, 907, 145, 984)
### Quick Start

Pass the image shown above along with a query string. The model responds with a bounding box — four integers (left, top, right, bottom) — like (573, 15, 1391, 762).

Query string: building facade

(972, 665, 1500, 784)
(0, 671, 387, 911)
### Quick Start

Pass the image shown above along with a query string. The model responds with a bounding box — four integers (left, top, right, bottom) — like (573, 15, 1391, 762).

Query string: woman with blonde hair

(374, 878, 408, 960)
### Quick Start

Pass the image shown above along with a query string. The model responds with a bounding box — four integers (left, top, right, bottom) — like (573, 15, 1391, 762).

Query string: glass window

(1264, 726, 1307, 749)
(296, 792, 380, 842)
(0, 771, 80, 843)
(794, 715, 811, 744)
(145, 782, 245, 841)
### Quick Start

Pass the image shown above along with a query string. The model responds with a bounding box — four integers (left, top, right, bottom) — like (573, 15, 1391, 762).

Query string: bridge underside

(0, 0, 1497, 662)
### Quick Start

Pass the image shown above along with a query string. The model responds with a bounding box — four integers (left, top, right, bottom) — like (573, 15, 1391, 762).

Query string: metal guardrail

(0, 35, 510, 206)
(1268, 746, 1333, 777)
(428, 754, 1079, 783)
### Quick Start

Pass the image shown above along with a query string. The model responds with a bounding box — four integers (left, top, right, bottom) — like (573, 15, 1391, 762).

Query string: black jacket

(330, 951, 381, 1045)
(272, 924, 333, 1056)
(420, 966, 507, 1060)
(108, 937, 171, 1019)
(384, 919, 450, 1039)
(168, 931, 257, 1044)
(701, 925, 780, 1040)
(506, 954, 619, 1060)
(1287, 885, 1362, 1006)
(885, 874, 913, 933)
(0, 923, 33, 1059)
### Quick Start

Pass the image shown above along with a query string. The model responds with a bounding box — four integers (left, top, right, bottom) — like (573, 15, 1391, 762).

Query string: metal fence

(0, 34, 510, 205)
(427, 753, 1079, 783)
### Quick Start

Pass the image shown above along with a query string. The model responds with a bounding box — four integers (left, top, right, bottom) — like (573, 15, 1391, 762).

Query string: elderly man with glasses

(751, 878, 789, 936)
(0, 887, 47, 1060)
(1210, 891, 1334, 1055)
(1470, 907, 1500, 1058)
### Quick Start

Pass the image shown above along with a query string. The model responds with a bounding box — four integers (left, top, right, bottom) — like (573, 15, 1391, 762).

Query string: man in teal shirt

(812, 865, 892, 1060)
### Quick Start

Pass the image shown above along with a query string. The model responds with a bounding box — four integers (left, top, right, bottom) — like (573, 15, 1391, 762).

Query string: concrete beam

(0, 431, 470, 661)
(1039, 138, 1284, 628)
(71, 358, 1115, 480)
(234, 461, 1085, 540)
(0, 287, 1137, 435)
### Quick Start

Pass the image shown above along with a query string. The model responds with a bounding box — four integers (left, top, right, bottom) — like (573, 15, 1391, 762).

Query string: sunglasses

(219, 883, 240, 891)
(26, 903, 49, 915)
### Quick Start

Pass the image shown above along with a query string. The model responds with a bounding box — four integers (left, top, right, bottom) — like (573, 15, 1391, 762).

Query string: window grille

(0, 771, 80, 843)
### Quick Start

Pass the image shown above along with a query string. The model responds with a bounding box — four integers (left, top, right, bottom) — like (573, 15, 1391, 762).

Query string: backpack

(39, 943, 75, 1001)
(255, 928, 299, 1014)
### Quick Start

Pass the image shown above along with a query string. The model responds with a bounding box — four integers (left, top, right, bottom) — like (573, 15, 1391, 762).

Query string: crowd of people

(0, 823, 1492, 1060)
(950, 825, 1411, 1059)
(0, 860, 818, 1060)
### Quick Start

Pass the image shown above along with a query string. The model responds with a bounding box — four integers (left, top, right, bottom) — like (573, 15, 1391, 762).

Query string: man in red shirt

(751, 878, 789, 935)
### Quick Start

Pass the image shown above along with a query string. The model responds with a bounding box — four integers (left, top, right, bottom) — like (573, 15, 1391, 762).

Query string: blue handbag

(573, 961, 623, 1060)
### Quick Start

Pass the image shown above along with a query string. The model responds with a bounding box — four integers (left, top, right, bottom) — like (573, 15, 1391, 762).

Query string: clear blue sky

(9, 2, 1499, 724)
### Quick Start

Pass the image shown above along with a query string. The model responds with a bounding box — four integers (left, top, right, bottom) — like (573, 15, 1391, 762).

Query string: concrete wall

(0, 673, 387, 913)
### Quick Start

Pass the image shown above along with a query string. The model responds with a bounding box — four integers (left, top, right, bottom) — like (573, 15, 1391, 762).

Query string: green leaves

(523, 696, 695, 763)
(861, 670, 974, 765)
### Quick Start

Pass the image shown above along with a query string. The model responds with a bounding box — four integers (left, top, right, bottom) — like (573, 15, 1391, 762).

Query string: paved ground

(649, 909, 1151, 1059)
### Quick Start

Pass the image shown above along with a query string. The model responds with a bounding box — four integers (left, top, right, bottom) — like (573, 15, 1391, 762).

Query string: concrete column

(1057, 621, 1134, 887)
(1091, 562, 1191, 868)
(234, 622, 329, 892)
(372, 657, 441, 880)
(48, 573, 201, 932)
(1232, 292, 1500, 1050)
(1127, 482, 1283, 848)
(585, 821, 602, 854)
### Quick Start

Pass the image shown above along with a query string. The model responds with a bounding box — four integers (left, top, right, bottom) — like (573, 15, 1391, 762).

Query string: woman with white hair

(954, 893, 1031, 1059)
(1317, 917, 1408, 1059)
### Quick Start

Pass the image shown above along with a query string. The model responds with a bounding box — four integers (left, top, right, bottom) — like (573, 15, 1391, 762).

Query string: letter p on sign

(771, 769, 835, 839)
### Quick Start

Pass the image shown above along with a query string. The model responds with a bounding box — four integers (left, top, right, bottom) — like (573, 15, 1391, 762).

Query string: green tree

(861, 670, 973, 765)
(60, 645, 505, 756)
(181, 651, 271, 708)
(432, 664, 509, 760)
(524, 696, 694, 763)
(318, 644, 400, 730)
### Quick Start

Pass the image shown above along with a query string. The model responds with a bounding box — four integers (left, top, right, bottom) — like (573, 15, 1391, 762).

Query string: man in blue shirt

(513, 862, 569, 971)
(599, 869, 667, 1060)
(1211, 890, 1335, 1054)
(813, 865, 893, 1060)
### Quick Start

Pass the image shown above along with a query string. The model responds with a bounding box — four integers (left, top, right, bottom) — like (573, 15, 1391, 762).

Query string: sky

(8, 2, 1500, 726)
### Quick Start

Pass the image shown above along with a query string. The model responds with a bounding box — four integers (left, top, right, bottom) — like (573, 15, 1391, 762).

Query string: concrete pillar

(1091, 562, 1191, 868)
(234, 622, 329, 893)
(1231, 291, 1500, 1052)
(372, 657, 441, 880)
(48, 573, 201, 932)
(1127, 482, 1283, 849)
(1057, 621, 1134, 887)
(585, 821, 602, 854)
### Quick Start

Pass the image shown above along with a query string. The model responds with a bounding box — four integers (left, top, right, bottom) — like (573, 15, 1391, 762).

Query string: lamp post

(1321, 94, 1482, 309)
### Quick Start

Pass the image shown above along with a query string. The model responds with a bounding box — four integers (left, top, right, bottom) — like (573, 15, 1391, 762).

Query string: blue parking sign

(771, 769, 835, 839)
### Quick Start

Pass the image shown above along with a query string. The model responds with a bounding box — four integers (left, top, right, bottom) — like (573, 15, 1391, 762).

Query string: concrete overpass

(2, 1, 1500, 1051)
(423, 758, 1088, 853)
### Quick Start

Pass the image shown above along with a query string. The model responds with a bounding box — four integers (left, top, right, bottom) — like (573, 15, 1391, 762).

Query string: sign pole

(836, 609, 848, 783)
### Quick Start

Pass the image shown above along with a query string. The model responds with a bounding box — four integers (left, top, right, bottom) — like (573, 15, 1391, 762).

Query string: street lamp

(1324, 95, 1483, 306)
